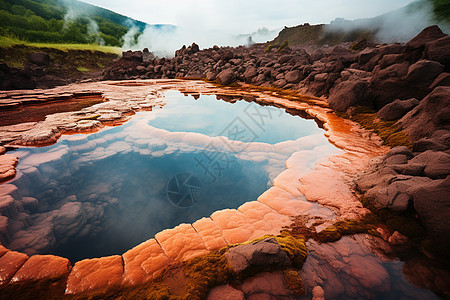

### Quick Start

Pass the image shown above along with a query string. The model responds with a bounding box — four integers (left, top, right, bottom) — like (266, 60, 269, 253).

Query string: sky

(81, 0, 416, 34)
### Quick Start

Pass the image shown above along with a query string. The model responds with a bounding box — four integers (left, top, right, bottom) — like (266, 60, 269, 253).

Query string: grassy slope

(0, 0, 148, 46)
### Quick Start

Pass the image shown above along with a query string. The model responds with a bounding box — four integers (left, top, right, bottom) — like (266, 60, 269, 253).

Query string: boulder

(217, 69, 236, 85)
(225, 238, 291, 273)
(404, 60, 444, 87)
(29, 52, 50, 66)
(285, 70, 301, 84)
(385, 146, 414, 160)
(121, 51, 143, 62)
(398, 86, 450, 141)
(357, 48, 380, 66)
(378, 54, 406, 70)
(365, 176, 433, 211)
(405, 25, 446, 50)
(412, 176, 450, 242)
(327, 45, 356, 64)
(243, 67, 258, 83)
(207, 284, 245, 300)
(408, 150, 450, 179)
(206, 71, 216, 81)
(413, 137, 448, 152)
(429, 72, 450, 90)
(312, 286, 325, 300)
(273, 79, 288, 88)
(241, 271, 297, 299)
(370, 62, 412, 108)
(425, 35, 450, 69)
(377, 98, 419, 121)
(328, 80, 370, 111)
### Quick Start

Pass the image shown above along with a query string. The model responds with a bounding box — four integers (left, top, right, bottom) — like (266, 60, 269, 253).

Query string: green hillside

(0, 0, 150, 46)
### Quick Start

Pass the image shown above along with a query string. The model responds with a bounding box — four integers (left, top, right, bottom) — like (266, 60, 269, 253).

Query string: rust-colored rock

(11, 255, 71, 282)
(0, 250, 28, 286)
(65, 255, 123, 295)
(238, 201, 290, 236)
(257, 187, 313, 216)
(155, 223, 209, 261)
(0, 154, 18, 183)
(0, 245, 8, 257)
(192, 217, 228, 251)
(210, 209, 256, 244)
(122, 238, 172, 286)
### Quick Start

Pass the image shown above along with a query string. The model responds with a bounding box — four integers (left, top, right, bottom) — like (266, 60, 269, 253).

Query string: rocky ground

(101, 25, 450, 252)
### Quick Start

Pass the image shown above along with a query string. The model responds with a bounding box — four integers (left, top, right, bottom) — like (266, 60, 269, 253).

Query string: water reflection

(4, 91, 334, 261)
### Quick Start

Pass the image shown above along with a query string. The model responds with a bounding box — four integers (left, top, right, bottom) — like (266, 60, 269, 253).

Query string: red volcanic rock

(412, 176, 450, 241)
(217, 69, 236, 85)
(65, 255, 123, 295)
(429, 72, 450, 90)
(377, 98, 419, 121)
(241, 271, 296, 299)
(425, 36, 450, 69)
(0, 245, 8, 257)
(406, 25, 446, 50)
(0, 154, 18, 183)
(122, 238, 172, 286)
(285, 70, 301, 84)
(404, 59, 444, 85)
(409, 150, 450, 179)
(0, 251, 29, 286)
(312, 286, 325, 300)
(225, 238, 291, 273)
(377, 54, 406, 70)
(243, 67, 258, 83)
(398, 86, 450, 141)
(328, 80, 370, 112)
(207, 284, 245, 300)
(206, 71, 216, 81)
(11, 255, 71, 282)
(357, 48, 380, 66)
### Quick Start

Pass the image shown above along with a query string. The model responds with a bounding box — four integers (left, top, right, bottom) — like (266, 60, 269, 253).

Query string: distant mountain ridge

(0, 0, 172, 46)
(271, 0, 450, 47)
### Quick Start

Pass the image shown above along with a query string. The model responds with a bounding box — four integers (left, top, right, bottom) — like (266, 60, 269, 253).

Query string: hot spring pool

(3, 90, 338, 261)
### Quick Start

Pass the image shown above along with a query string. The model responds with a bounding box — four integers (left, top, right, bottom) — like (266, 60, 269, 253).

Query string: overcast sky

(81, 0, 416, 34)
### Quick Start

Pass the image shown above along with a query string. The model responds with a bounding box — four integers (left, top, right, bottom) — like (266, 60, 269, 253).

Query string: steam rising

(327, 1, 449, 43)
(63, 7, 105, 45)
(121, 25, 280, 57)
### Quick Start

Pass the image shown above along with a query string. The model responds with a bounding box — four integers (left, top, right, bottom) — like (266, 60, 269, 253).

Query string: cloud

(82, 0, 416, 33)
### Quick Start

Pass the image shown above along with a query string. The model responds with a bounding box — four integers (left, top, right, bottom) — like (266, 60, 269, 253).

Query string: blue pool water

(150, 91, 324, 144)
(6, 91, 334, 261)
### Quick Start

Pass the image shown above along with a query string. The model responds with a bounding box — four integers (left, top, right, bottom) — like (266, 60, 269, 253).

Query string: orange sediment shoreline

(0, 79, 388, 296)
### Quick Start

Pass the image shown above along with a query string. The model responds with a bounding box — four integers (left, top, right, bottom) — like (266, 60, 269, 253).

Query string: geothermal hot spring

(1, 88, 441, 299)
(5, 91, 337, 261)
